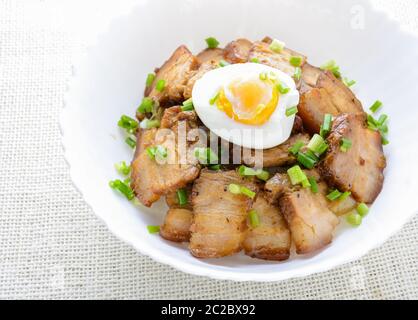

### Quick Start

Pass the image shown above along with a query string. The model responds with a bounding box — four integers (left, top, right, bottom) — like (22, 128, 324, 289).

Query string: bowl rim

(60, 0, 418, 282)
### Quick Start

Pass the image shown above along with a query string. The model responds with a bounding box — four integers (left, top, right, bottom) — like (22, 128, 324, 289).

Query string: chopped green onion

(240, 186, 256, 199)
(346, 212, 362, 227)
(156, 79, 166, 92)
(343, 77, 356, 87)
(138, 97, 154, 114)
(146, 146, 157, 160)
(177, 189, 188, 206)
(140, 119, 160, 129)
(301, 178, 311, 188)
(356, 203, 369, 217)
(181, 98, 194, 111)
(228, 184, 241, 195)
(268, 72, 277, 81)
(209, 164, 221, 171)
(339, 191, 352, 202)
(297, 152, 317, 169)
(327, 189, 343, 201)
(320, 114, 333, 138)
(369, 100, 383, 113)
(290, 56, 303, 67)
(327, 189, 342, 201)
(285, 106, 298, 117)
(250, 57, 260, 63)
(307, 134, 328, 155)
(209, 91, 220, 105)
(194, 147, 218, 165)
(381, 134, 389, 146)
(118, 115, 138, 133)
(256, 170, 270, 182)
(378, 114, 388, 126)
(115, 161, 131, 176)
(205, 37, 220, 49)
(109, 179, 134, 200)
(147, 225, 160, 234)
(219, 60, 230, 67)
(228, 184, 256, 199)
(238, 165, 269, 181)
(259, 72, 268, 81)
(155, 145, 168, 160)
(248, 210, 260, 228)
(125, 137, 136, 149)
(340, 138, 352, 152)
(294, 67, 302, 81)
(289, 141, 305, 156)
(276, 82, 290, 94)
(321, 60, 341, 78)
(308, 176, 319, 193)
(146, 73, 156, 87)
(269, 39, 285, 53)
(287, 165, 308, 186)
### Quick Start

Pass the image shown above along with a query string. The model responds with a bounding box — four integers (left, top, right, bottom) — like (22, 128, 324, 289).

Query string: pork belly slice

(145, 45, 199, 104)
(243, 194, 291, 261)
(265, 170, 357, 217)
(196, 48, 224, 64)
(248, 41, 307, 79)
(279, 188, 339, 255)
(130, 129, 161, 207)
(319, 113, 386, 204)
(130, 107, 201, 207)
(224, 38, 253, 63)
(242, 133, 310, 168)
(160, 208, 193, 243)
(189, 170, 258, 258)
(160, 187, 193, 243)
(298, 70, 363, 134)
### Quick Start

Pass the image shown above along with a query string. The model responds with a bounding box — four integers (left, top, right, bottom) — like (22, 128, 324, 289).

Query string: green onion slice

(147, 225, 160, 234)
(250, 58, 260, 63)
(109, 179, 134, 200)
(238, 165, 269, 181)
(146, 73, 156, 87)
(294, 67, 302, 81)
(156, 79, 166, 92)
(327, 189, 342, 201)
(346, 212, 362, 227)
(205, 37, 220, 49)
(177, 189, 188, 206)
(340, 138, 352, 152)
(285, 106, 298, 117)
(289, 141, 305, 156)
(297, 152, 317, 169)
(287, 165, 308, 186)
(356, 203, 369, 217)
(276, 82, 291, 94)
(219, 60, 230, 67)
(308, 176, 319, 193)
(125, 137, 136, 149)
(248, 210, 260, 228)
(307, 134, 328, 155)
(343, 77, 356, 87)
(209, 91, 220, 105)
(290, 56, 303, 67)
(269, 39, 285, 53)
(370, 100, 383, 113)
(115, 161, 131, 176)
(118, 115, 138, 133)
(138, 97, 154, 114)
(181, 98, 194, 111)
(140, 119, 160, 129)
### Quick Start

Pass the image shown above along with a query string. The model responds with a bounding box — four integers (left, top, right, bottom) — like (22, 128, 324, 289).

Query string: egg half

(192, 63, 299, 149)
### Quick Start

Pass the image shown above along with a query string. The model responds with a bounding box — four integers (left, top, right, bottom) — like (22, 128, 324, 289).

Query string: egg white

(192, 63, 299, 149)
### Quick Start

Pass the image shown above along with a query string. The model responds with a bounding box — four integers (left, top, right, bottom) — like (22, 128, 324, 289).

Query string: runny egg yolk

(216, 77, 279, 126)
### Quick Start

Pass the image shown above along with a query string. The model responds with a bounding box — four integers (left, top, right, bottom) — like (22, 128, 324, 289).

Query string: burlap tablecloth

(0, 0, 417, 299)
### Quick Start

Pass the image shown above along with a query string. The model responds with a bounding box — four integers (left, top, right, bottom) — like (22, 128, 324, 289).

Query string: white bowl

(61, 0, 418, 281)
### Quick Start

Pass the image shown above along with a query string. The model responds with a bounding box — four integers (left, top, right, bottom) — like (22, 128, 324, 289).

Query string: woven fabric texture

(0, 0, 417, 299)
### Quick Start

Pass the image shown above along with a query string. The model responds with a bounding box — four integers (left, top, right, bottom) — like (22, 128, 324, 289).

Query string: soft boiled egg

(192, 63, 299, 149)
